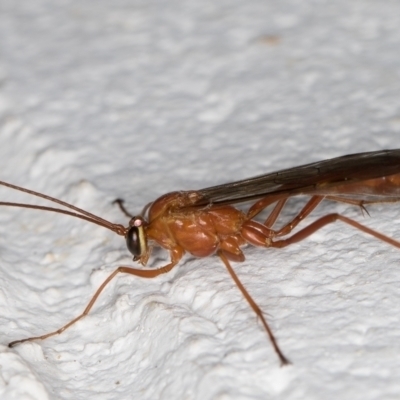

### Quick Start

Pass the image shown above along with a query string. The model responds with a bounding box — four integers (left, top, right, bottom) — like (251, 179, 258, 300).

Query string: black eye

(126, 226, 141, 257)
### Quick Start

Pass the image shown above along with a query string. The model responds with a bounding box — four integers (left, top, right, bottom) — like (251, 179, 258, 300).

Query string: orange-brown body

(5, 149, 400, 365)
(317, 173, 400, 197)
(141, 172, 400, 271)
(145, 191, 267, 264)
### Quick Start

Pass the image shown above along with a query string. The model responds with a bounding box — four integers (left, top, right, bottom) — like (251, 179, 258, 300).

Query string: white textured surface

(1, 1, 400, 399)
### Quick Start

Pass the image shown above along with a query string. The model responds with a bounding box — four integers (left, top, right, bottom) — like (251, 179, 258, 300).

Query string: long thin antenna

(0, 180, 127, 236)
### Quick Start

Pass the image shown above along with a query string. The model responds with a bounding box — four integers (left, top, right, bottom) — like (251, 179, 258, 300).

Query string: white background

(1, 1, 400, 399)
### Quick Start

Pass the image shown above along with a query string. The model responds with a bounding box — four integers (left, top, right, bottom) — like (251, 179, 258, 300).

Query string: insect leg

(248, 195, 324, 234)
(324, 196, 370, 216)
(247, 195, 287, 220)
(324, 195, 400, 218)
(218, 250, 291, 366)
(324, 196, 368, 207)
(269, 213, 400, 249)
(9, 248, 183, 347)
(274, 195, 400, 238)
(325, 195, 400, 207)
(264, 199, 287, 228)
(273, 195, 324, 237)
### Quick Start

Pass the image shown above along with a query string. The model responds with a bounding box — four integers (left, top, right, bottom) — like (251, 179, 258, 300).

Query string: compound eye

(126, 216, 147, 260)
(126, 226, 141, 257)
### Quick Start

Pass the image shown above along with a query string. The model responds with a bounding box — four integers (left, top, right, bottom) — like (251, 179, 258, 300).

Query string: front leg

(9, 246, 184, 347)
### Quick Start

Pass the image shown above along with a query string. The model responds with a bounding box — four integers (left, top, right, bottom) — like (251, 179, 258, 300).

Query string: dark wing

(187, 149, 400, 207)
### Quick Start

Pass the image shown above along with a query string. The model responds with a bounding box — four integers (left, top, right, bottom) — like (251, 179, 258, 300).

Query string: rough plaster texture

(1, 0, 400, 399)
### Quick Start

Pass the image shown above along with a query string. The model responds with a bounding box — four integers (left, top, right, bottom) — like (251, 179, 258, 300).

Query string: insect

(2, 149, 400, 365)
